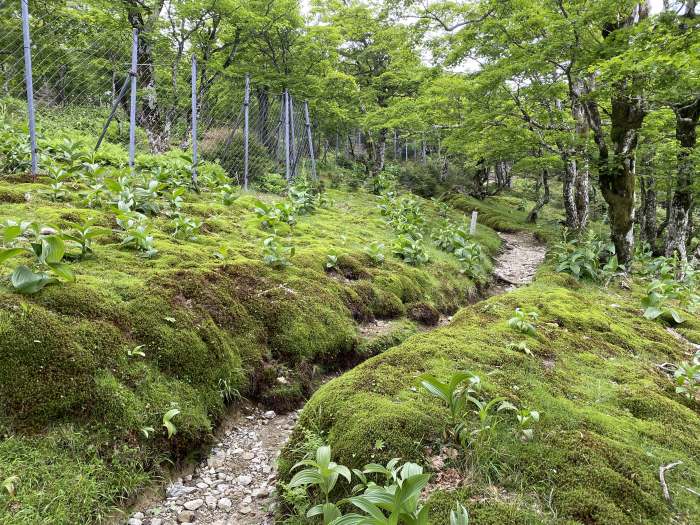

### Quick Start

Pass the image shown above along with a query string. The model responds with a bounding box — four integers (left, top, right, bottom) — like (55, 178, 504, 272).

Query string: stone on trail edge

(125, 231, 546, 525)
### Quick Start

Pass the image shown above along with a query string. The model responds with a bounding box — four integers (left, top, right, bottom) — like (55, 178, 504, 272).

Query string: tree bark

(562, 155, 581, 230)
(374, 128, 387, 173)
(582, 79, 645, 264)
(580, 5, 649, 265)
(665, 98, 700, 259)
(125, 0, 168, 153)
(638, 172, 658, 249)
(256, 86, 271, 149)
(527, 168, 551, 223)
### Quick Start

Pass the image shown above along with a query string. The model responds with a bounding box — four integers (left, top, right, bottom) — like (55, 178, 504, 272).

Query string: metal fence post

(284, 90, 291, 182)
(289, 93, 296, 177)
(243, 74, 250, 191)
(20, 0, 38, 178)
(303, 101, 317, 180)
(191, 54, 198, 186)
(129, 29, 138, 171)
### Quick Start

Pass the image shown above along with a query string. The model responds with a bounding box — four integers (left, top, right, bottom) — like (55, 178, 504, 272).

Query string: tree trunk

(665, 98, 700, 259)
(374, 128, 387, 173)
(562, 155, 581, 230)
(638, 172, 658, 249)
(440, 157, 449, 181)
(126, 0, 168, 153)
(256, 86, 270, 148)
(527, 169, 551, 223)
(580, 6, 648, 265)
(567, 78, 590, 230)
(472, 160, 489, 200)
(582, 82, 645, 264)
(575, 159, 590, 229)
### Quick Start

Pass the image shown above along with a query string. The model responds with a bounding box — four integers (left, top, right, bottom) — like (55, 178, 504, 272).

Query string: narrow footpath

(124, 231, 546, 525)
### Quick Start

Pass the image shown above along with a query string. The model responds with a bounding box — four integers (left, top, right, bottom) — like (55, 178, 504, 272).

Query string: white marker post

(470, 210, 478, 235)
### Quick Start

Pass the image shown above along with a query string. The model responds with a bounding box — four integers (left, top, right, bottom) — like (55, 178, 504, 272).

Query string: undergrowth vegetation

(281, 205, 700, 525)
(0, 114, 499, 523)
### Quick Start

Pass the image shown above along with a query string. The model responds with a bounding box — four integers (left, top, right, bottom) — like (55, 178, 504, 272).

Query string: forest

(0, 0, 699, 524)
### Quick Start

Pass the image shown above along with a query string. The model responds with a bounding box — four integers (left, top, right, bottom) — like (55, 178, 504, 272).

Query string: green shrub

(201, 129, 273, 185)
(256, 172, 288, 194)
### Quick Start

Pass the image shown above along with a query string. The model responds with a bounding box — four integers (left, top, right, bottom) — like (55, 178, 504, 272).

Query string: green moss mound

(281, 273, 700, 524)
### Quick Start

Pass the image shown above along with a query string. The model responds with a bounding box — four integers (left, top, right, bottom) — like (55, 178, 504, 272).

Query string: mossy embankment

(280, 240, 700, 523)
(0, 168, 500, 523)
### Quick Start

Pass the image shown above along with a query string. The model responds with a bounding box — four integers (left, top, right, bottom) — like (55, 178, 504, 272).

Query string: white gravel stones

(237, 474, 252, 486)
(126, 405, 296, 524)
(184, 499, 204, 511)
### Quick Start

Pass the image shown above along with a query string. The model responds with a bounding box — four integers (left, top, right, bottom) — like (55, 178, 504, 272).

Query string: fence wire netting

(0, 0, 322, 186)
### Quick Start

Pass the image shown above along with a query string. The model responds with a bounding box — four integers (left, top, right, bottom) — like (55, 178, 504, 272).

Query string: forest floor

(123, 231, 546, 525)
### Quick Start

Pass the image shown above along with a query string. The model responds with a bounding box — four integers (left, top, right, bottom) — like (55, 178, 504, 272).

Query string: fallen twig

(256, 283, 297, 297)
(659, 461, 683, 502)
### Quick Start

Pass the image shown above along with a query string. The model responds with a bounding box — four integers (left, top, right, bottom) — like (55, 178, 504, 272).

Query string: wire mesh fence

(0, 0, 323, 188)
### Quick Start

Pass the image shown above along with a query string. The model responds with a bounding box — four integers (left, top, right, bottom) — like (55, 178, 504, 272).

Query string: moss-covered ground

(280, 220, 700, 524)
(0, 134, 502, 522)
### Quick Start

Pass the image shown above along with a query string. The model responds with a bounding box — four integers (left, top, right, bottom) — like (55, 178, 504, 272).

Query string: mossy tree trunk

(583, 82, 646, 265)
(527, 168, 550, 223)
(665, 97, 700, 259)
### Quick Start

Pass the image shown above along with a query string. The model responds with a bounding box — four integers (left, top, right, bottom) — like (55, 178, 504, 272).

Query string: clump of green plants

(674, 351, 700, 401)
(515, 408, 540, 441)
(507, 308, 538, 336)
(637, 254, 699, 325)
(166, 187, 186, 212)
(286, 445, 468, 524)
(506, 340, 533, 356)
(418, 371, 481, 443)
(432, 221, 471, 253)
(288, 445, 351, 522)
(116, 213, 158, 258)
(288, 177, 318, 215)
(2, 475, 19, 498)
(392, 233, 429, 266)
(0, 122, 31, 173)
(0, 220, 75, 293)
(162, 408, 180, 439)
(43, 165, 71, 202)
(641, 279, 686, 324)
(363, 241, 385, 265)
(418, 371, 540, 450)
(553, 230, 618, 282)
(256, 172, 287, 194)
(220, 183, 240, 206)
(262, 236, 295, 269)
(254, 199, 297, 231)
(450, 505, 470, 525)
(325, 252, 339, 271)
(171, 214, 202, 241)
(455, 241, 487, 279)
(62, 219, 110, 260)
(370, 168, 397, 195)
(337, 460, 430, 524)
